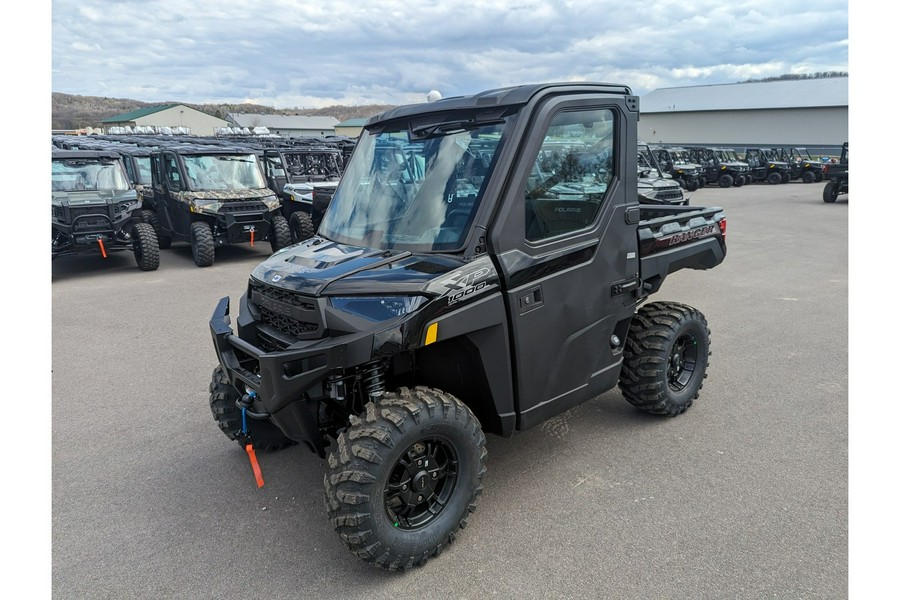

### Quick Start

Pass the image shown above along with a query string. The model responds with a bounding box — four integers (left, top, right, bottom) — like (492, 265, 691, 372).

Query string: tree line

(52, 92, 395, 130)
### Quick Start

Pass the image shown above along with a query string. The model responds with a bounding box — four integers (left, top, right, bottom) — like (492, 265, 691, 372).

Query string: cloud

(51, 0, 848, 106)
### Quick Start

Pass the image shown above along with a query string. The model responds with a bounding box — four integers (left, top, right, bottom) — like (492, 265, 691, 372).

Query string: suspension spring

(361, 361, 386, 400)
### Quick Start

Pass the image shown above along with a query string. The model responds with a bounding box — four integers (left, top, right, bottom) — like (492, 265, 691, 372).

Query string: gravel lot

(49, 181, 848, 599)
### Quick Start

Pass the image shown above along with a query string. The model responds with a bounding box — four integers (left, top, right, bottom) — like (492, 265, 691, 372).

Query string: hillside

(51, 92, 397, 130)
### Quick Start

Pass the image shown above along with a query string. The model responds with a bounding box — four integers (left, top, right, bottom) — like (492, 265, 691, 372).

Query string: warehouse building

(225, 114, 339, 138)
(638, 77, 848, 152)
(101, 104, 227, 136)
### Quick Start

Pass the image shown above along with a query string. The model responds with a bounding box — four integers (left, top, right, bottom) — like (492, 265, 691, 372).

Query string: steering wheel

(445, 209, 470, 228)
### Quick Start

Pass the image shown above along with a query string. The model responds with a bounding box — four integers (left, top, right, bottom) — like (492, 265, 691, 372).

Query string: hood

(284, 181, 339, 194)
(178, 188, 274, 201)
(251, 237, 469, 296)
(51, 189, 137, 207)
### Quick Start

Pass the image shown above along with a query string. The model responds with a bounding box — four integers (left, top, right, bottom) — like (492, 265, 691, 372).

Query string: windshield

(52, 158, 130, 192)
(283, 151, 342, 179)
(183, 154, 266, 191)
(715, 149, 740, 162)
(318, 119, 507, 252)
(670, 149, 692, 163)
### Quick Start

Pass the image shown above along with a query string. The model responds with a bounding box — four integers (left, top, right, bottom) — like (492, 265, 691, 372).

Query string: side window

(525, 108, 614, 242)
(164, 156, 181, 190)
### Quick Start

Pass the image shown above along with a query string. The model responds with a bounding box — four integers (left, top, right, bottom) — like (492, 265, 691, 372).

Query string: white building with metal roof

(225, 113, 339, 138)
(637, 77, 848, 150)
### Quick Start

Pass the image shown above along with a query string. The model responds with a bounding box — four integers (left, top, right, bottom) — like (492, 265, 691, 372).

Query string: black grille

(259, 308, 318, 339)
(220, 201, 267, 213)
(657, 188, 683, 201)
(251, 282, 316, 310)
(250, 281, 320, 341)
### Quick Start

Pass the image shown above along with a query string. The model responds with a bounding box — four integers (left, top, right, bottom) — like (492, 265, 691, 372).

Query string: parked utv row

(51, 133, 355, 268)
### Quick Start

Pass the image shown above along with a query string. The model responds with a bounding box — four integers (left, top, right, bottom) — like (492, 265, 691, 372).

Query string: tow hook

(236, 390, 270, 419)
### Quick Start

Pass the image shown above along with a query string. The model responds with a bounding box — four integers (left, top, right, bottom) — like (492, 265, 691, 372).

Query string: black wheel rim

(667, 332, 699, 391)
(384, 437, 458, 530)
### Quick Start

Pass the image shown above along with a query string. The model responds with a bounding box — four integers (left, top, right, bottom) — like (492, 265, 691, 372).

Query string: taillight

(718, 218, 727, 240)
(823, 165, 829, 175)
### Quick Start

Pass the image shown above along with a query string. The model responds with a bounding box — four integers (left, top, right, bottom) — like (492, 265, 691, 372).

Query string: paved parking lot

(51, 182, 847, 599)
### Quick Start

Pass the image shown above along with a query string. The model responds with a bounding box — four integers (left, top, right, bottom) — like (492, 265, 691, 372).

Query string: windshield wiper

(410, 118, 505, 140)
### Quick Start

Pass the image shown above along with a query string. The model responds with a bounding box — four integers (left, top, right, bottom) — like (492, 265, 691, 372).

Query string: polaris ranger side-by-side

(650, 145, 704, 191)
(143, 146, 291, 267)
(743, 148, 791, 184)
(208, 83, 727, 570)
(52, 149, 160, 270)
(259, 145, 344, 242)
(822, 142, 848, 203)
(776, 147, 825, 183)
(688, 147, 751, 187)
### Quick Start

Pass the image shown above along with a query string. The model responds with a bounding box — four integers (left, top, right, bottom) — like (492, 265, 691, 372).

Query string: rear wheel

(269, 215, 292, 252)
(685, 179, 699, 192)
(140, 209, 171, 249)
(802, 171, 816, 184)
(190, 221, 215, 267)
(814, 171, 824, 182)
(733, 175, 744, 187)
(619, 301, 710, 416)
(766, 172, 782, 185)
(717, 174, 733, 188)
(289, 211, 316, 243)
(324, 386, 487, 570)
(132, 222, 160, 271)
(208, 366, 296, 451)
(780, 172, 791, 184)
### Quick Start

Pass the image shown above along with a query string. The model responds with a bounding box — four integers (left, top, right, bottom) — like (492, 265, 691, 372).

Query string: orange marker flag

(245, 444, 264, 488)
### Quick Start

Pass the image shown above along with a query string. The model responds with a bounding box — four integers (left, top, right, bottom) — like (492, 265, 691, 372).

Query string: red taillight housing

(718, 217, 727, 241)
(823, 164, 829, 175)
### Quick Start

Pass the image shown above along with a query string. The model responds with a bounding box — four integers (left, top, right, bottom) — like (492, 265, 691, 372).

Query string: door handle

(517, 285, 543, 315)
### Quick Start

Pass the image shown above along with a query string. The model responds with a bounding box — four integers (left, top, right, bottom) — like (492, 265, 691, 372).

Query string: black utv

(822, 142, 848, 203)
(775, 147, 825, 183)
(208, 82, 727, 570)
(259, 145, 343, 242)
(688, 147, 751, 187)
(142, 146, 291, 267)
(743, 148, 791, 184)
(650, 145, 704, 191)
(52, 149, 160, 270)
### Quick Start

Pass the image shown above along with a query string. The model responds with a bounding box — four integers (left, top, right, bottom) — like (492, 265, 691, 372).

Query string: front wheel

(823, 181, 838, 203)
(618, 301, 711, 416)
(132, 222, 160, 271)
(208, 366, 296, 451)
(269, 215, 292, 252)
(325, 386, 487, 570)
(289, 211, 316, 243)
(190, 221, 215, 267)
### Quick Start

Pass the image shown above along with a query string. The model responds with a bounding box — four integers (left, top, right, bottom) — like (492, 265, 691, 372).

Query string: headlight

(261, 194, 281, 211)
(329, 296, 427, 321)
(191, 198, 223, 213)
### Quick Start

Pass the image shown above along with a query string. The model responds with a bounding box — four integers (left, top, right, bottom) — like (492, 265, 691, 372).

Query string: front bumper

(209, 296, 375, 453)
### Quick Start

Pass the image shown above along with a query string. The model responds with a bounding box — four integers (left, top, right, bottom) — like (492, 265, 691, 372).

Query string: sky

(50, 0, 849, 107)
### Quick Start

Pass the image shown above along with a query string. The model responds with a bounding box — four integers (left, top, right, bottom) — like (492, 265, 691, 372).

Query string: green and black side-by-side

(51, 149, 160, 271)
(208, 82, 727, 570)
